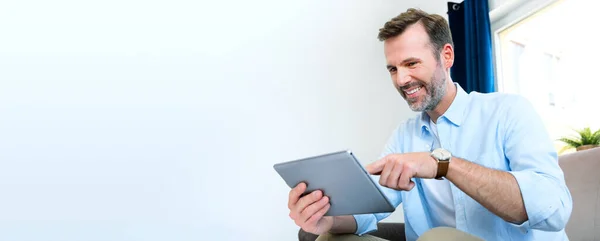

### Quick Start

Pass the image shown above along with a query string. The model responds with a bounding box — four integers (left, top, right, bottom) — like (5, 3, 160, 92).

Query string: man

(286, 8, 573, 241)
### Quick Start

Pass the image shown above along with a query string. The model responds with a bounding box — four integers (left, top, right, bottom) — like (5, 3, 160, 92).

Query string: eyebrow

(386, 57, 422, 69)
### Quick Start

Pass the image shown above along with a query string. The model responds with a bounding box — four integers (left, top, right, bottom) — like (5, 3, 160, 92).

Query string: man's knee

(417, 227, 483, 241)
(315, 233, 388, 241)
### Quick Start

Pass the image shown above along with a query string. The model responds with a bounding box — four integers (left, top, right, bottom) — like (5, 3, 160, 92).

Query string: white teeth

(407, 87, 421, 95)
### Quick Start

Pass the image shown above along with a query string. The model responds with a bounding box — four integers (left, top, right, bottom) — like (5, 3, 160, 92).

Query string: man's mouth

(403, 86, 423, 98)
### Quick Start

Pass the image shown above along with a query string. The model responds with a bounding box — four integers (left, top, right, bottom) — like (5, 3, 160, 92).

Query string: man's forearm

(329, 215, 357, 234)
(446, 157, 528, 224)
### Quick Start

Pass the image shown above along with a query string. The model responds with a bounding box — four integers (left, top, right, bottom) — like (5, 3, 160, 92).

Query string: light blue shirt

(354, 83, 572, 241)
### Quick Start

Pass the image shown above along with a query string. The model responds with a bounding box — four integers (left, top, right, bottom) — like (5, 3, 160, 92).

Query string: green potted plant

(558, 127, 600, 151)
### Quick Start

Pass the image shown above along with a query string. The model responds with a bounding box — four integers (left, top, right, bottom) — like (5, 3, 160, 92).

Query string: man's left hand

(365, 152, 438, 191)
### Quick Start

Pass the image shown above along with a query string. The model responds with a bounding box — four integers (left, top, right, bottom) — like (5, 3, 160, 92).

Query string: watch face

(432, 148, 451, 160)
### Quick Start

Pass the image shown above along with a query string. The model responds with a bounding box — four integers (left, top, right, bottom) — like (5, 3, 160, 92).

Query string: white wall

(0, 0, 448, 240)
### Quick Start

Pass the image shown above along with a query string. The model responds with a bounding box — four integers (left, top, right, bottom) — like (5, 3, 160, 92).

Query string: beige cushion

(559, 147, 600, 240)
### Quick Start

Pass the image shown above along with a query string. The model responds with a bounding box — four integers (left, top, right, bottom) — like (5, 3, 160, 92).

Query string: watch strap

(435, 160, 449, 179)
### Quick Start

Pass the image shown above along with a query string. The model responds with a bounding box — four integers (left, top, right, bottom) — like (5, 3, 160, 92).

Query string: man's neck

(426, 79, 457, 124)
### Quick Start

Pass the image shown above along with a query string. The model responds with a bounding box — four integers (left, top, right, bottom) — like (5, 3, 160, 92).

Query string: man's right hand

(288, 182, 333, 235)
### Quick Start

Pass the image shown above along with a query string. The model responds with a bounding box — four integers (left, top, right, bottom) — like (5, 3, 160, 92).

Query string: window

(493, 0, 600, 153)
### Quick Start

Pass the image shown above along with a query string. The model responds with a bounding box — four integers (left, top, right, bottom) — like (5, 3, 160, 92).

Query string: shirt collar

(419, 83, 469, 132)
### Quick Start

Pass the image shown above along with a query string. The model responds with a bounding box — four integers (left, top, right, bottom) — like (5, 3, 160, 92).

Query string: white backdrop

(0, 0, 448, 240)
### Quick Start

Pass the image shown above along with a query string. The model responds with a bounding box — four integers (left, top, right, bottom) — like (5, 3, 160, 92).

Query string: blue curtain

(447, 1, 496, 93)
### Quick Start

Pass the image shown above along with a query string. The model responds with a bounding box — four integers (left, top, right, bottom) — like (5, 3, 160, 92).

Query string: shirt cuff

(509, 170, 558, 231)
(508, 219, 530, 234)
(353, 213, 378, 236)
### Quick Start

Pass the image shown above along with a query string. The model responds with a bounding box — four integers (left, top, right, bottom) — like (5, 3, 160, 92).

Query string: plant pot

(576, 145, 599, 151)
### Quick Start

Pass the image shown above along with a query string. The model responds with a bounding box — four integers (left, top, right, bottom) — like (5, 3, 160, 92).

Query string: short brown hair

(378, 8, 453, 58)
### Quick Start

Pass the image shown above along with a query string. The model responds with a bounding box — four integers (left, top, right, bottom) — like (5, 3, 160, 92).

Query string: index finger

(288, 182, 307, 209)
(365, 158, 386, 175)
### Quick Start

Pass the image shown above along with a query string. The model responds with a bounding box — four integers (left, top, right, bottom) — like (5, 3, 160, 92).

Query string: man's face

(383, 23, 446, 112)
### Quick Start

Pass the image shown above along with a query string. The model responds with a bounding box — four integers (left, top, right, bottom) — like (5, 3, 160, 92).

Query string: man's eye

(407, 62, 418, 67)
(388, 67, 397, 73)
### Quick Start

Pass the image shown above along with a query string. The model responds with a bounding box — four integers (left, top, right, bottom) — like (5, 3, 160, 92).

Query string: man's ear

(441, 44, 454, 69)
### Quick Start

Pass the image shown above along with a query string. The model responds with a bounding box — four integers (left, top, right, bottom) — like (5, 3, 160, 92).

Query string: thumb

(365, 158, 385, 175)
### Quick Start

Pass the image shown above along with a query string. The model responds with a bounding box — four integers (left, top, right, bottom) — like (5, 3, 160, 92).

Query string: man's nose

(395, 68, 411, 87)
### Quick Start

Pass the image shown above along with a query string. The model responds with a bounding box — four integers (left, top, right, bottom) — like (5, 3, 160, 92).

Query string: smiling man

(286, 8, 572, 241)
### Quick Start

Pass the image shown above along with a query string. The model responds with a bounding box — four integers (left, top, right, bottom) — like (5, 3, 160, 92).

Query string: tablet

(273, 150, 396, 216)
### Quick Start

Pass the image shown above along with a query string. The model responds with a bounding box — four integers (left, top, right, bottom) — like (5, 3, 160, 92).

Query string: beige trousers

(315, 227, 484, 241)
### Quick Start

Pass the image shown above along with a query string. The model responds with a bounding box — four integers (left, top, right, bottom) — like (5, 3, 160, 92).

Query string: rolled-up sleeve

(354, 213, 379, 235)
(504, 96, 573, 232)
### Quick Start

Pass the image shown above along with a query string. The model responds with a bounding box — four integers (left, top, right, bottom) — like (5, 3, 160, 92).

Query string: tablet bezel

(273, 150, 396, 216)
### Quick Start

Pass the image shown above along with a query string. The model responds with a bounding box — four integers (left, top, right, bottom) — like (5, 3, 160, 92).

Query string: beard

(399, 66, 447, 112)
